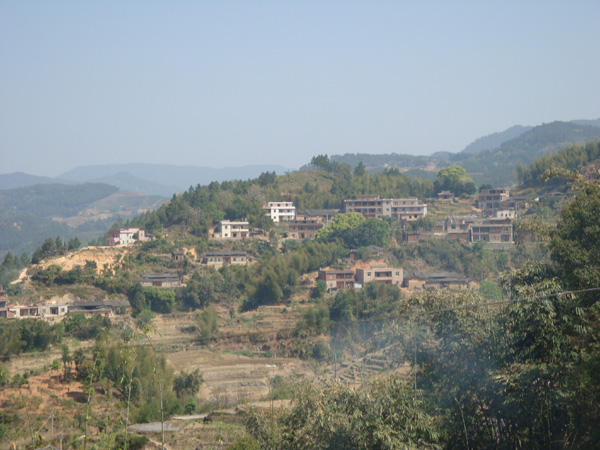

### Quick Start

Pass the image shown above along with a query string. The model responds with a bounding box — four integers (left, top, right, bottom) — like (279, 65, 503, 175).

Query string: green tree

(310, 154, 332, 172)
(61, 344, 72, 381)
(197, 306, 219, 341)
(316, 212, 365, 242)
(246, 379, 439, 449)
(173, 369, 203, 400)
(252, 271, 283, 306)
(353, 161, 367, 177)
(548, 173, 600, 306)
(434, 165, 476, 196)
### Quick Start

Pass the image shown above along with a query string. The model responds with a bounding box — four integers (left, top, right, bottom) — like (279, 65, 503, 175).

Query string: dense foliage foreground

(244, 173, 600, 449)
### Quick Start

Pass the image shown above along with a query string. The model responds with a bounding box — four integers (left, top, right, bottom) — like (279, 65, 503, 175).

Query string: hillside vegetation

(517, 140, 600, 188)
(328, 120, 600, 187)
(2, 141, 600, 448)
(0, 183, 165, 258)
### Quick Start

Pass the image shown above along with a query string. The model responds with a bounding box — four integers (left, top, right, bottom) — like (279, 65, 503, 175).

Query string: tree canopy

(434, 165, 476, 196)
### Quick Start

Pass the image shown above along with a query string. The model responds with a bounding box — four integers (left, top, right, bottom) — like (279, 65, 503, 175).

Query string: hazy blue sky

(1, 1, 599, 177)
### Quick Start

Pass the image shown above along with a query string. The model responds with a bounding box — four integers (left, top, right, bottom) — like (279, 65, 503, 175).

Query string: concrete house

(355, 264, 403, 286)
(317, 268, 356, 291)
(478, 188, 510, 212)
(296, 209, 340, 224)
(106, 228, 147, 246)
(202, 251, 251, 267)
(214, 220, 250, 239)
(444, 215, 479, 240)
(344, 195, 427, 221)
(287, 217, 324, 241)
(437, 190, 454, 202)
(139, 273, 182, 288)
(403, 272, 475, 291)
(36, 300, 69, 318)
(470, 219, 514, 243)
(264, 202, 296, 222)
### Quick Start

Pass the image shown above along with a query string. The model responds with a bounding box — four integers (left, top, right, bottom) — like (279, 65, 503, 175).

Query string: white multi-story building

(264, 202, 296, 222)
(214, 220, 250, 239)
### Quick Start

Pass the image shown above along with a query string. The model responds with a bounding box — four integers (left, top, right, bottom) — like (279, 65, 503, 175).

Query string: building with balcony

(478, 188, 510, 211)
(343, 195, 427, 221)
(287, 217, 324, 241)
(317, 268, 356, 291)
(214, 220, 250, 239)
(469, 219, 514, 243)
(264, 202, 296, 222)
(355, 264, 403, 286)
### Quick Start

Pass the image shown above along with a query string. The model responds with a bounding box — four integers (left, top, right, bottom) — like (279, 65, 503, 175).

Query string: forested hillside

(0, 183, 164, 257)
(2, 154, 599, 449)
(460, 124, 532, 154)
(458, 121, 600, 185)
(516, 140, 600, 188)
(128, 165, 434, 235)
(0, 183, 119, 217)
(322, 120, 600, 188)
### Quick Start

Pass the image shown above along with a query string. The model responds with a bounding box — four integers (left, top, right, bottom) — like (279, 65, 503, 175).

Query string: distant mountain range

(329, 119, 600, 187)
(0, 172, 64, 190)
(460, 125, 533, 154)
(0, 163, 290, 257)
(1, 117, 598, 257)
(1, 164, 292, 198)
(0, 182, 166, 258)
(58, 163, 291, 196)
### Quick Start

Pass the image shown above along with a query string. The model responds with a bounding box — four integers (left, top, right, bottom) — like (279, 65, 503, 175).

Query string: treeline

(0, 313, 108, 360)
(0, 319, 61, 357)
(516, 140, 600, 187)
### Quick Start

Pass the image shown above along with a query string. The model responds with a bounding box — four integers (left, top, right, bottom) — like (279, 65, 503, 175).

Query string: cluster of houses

(210, 196, 429, 242)
(209, 191, 519, 245)
(318, 263, 403, 290)
(2, 190, 512, 322)
(104, 192, 519, 248)
(406, 189, 521, 245)
(316, 263, 475, 293)
(0, 289, 128, 319)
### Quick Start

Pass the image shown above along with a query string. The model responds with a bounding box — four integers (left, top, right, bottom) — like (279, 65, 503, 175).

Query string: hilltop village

(1, 188, 522, 319)
(0, 155, 596, 449)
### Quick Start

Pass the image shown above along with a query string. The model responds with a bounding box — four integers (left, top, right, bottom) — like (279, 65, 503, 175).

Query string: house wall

(216, 221, 250, 239)
(344, 196, 427, 221)
(356, 267, 403, 286)
(265, 202, 296, 222)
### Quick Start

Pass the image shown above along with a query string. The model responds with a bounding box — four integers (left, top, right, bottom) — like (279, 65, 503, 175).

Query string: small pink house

(106, 228, 146, 246)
